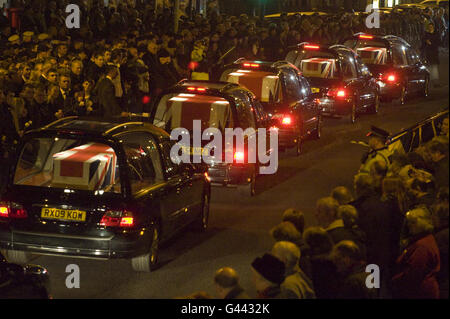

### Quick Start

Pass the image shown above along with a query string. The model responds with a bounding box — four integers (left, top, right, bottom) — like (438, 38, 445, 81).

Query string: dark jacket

(309, 254, 339, 299)
(224, 285, 250, 299)
(434, 226, 449, 299)
(421, 31, 441, 65)
(351, 194, 392, 271)
(336, 264, 378, 299)
(392, 233, 440, 299)
(95, 77, 122, 117)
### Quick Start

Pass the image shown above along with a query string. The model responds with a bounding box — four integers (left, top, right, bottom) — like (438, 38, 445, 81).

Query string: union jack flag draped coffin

(52, 143, 117, 190)
(356, 47, 387, 65)
(300, 58, 337, 78)
(226, 71, 280, 103)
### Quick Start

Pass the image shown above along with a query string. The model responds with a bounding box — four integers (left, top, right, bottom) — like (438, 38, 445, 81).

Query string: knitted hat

(251, 253, 285, 285)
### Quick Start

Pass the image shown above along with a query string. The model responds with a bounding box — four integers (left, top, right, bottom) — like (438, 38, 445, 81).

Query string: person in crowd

(70, 60, 84, 93)
(315, 197, 365, 250)
(95, 65, 122, 117)
(432, 199, 449, 299)
(421, 22, 442, 88)
(359, 126, 391, 175)
(369, 160, 388, 195)
(330, 240, 377, 299)
(251, 253, 288, 299)
(331, 186, 354, 206)
(213, 267, 250, 299)
(392, 207, 440, 299)
(427, 139, 449, 189)
(271, 241, 315, 299)
(351, 174, 393, 280)
(85, 50, 106, 84)
(302, 227, 339, 299)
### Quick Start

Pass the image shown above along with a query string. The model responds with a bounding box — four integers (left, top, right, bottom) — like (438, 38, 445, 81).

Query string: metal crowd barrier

(387, 108, 449, 155)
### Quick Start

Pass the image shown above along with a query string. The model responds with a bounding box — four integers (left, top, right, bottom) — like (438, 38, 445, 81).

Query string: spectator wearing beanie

(251, 253, 288, 299)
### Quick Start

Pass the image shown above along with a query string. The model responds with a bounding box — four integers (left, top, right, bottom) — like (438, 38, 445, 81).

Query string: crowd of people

(184, 117, 448, 300)
(0, 0, 449, 299)
(1, 1, 448, 158)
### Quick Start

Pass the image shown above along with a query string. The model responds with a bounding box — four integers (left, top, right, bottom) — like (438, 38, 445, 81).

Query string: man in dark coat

(428, 139, 449, 189)
(85, 50, 106, 85)
(95, 65, 122, 118)
(351, 174, 392, 286)
(421, 22, 441, 87)
(330, 241, 377, 299)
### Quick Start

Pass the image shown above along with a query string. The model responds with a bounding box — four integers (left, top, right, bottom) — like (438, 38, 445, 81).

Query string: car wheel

(192, 192, 210, 232)
(131, 224, 160, 272)
(370, 94, 380, 114)
(422, 77, 430, 97)
(5, 250, 32, 265)
(350, 100, 357, 124)
(399, 84, 407, 105)
(238, 169, 256, 197)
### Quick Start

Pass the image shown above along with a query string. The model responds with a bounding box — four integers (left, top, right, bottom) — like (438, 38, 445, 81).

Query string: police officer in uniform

(359, 126, 392, 175)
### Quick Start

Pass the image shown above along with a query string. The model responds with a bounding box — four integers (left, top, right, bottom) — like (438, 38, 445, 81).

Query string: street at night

(0, 0, 449, 303)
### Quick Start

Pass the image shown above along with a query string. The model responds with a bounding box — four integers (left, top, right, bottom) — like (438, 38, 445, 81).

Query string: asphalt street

(25, 54, 449, 299)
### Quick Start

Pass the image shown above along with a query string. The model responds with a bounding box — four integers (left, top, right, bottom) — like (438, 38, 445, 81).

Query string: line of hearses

(0, 34, 431, 278)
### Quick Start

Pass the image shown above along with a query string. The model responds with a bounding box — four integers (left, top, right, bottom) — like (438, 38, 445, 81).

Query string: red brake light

(0, 202, 27, 219)
(336, 90, 346, 97)
(282, 116, 292, 125)
(327, 88, 347, 98)
(100, 211, 134, 228)
(243, 62, 260, 68)
(304, 44, 320, 50)
(387, 74, 396, 82)
(142, 95, 151, 104)
(234, 151, 245, 162)
(187, 87, 207, 93)
(359, 34, 374, 39)
(0, 205, 9, 217)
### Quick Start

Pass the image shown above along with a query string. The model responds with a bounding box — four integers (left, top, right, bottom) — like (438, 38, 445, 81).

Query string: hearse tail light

(327, 88, 347, 98)
(0, 202, 27, 219)
(282, 116, 292, 125)
(0, 204, 9, 217)
(359, 34, 374, 39)
(100, 210, 134, 228)
(187, 87, 207, 92)
(336, 90, 346, 97)
(304, 44, 320, 50)
(234, 151, 245, 162)
(142, 95, 151, 104)
(243, 63, 260, 68)
(386, 74, 397, 83)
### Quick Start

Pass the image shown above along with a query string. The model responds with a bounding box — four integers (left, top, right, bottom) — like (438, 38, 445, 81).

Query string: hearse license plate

(41, 208, 86, 222)
(311, 87, 320, 93)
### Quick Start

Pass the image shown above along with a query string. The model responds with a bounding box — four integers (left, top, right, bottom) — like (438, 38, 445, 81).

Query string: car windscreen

(286, 50, 339, 79)
(153, 93, 233, 132)
(220, 69, 282, 103)
(13, 138, 121, 193)
(343, 39, 388, 65)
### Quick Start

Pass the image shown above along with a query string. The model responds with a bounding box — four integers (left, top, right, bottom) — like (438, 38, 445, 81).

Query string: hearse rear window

(14, 138, 121, 193)
(221, 69, 282, 103)
(286, 50, 338, 79)
(154, 93, 234, 132)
